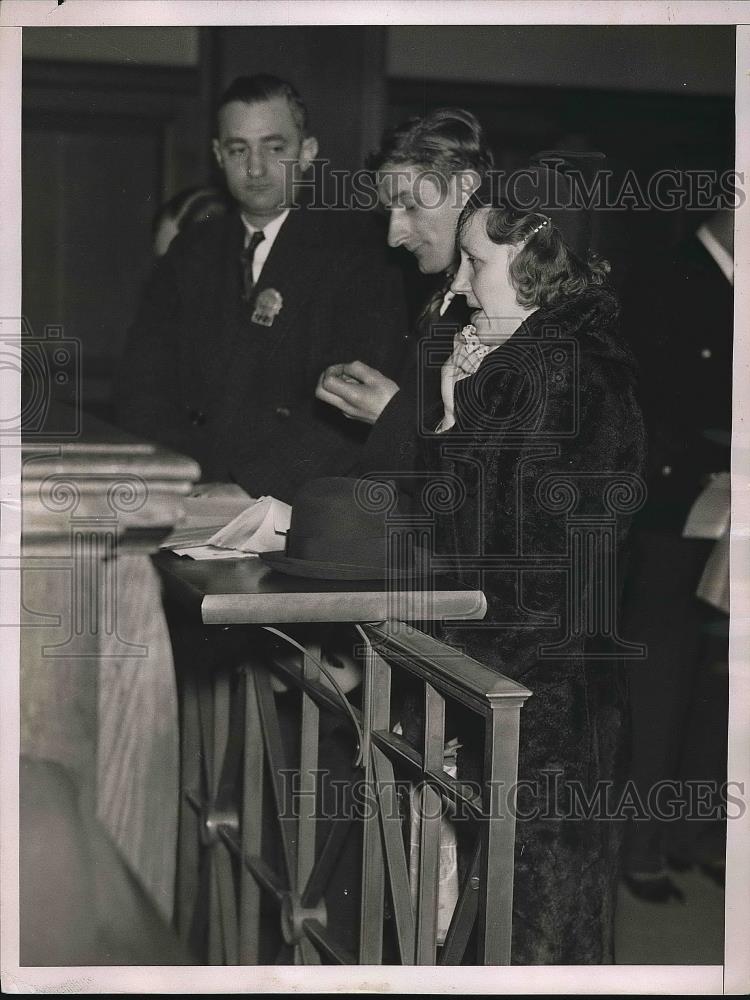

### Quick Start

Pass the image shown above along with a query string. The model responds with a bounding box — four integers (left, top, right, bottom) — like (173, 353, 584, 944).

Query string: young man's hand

(316, 361, 400, 424)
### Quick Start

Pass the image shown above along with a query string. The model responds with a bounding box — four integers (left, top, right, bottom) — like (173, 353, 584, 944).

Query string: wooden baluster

(371, 746, 415, 962)
(239, 663, 264, 964)
(358, 636, 390, 964)
(438, 840, 481, 965)
(176, 657, 202, 946)
(208, 670, 230, 963)
(254, 670, 298, 887)
(414, 683, 445, 964)
(297, 640, 321, 964)
(477, 698, 524, 965)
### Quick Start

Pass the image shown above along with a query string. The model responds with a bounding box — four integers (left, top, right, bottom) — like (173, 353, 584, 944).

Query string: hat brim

(259, 550, 427, 581)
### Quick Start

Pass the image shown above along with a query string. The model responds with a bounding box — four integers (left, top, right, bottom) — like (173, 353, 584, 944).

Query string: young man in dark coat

(116, 75, 408, 502)
(315, 108, 492, 477)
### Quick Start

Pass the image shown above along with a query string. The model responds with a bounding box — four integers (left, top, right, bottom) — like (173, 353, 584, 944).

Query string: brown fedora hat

(260, 477, 427, 581)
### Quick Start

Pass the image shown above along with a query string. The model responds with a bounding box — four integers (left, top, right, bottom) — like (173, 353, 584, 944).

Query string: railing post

(477, 697, 525, 964)
(297, 642, 321, 896)
(358, 634, 390, 964)
(239, 662, 264, 964)
(414, 683, 445, 964)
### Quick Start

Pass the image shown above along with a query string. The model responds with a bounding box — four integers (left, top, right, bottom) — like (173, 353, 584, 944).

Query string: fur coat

(420, 285, 646, 964)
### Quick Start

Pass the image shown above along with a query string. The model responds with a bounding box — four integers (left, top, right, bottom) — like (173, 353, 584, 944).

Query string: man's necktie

(416, 275, 453, 335)
(240, 229, 265, 301)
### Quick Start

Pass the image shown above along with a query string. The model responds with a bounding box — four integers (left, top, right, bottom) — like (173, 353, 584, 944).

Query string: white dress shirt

(241, 209, 290, 284)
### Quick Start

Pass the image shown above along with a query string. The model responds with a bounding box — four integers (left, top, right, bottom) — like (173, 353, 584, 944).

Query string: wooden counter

(155, 551, 487, 625)
(20, 405, 200, 957)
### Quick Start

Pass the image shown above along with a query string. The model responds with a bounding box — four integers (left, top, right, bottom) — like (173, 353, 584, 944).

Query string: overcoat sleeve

(114, 253, 186, 452)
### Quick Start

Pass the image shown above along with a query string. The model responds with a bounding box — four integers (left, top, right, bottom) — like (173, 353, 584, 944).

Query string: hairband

(524, 215, 551, 243)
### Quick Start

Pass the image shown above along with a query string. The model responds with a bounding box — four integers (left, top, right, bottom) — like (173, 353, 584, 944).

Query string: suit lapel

(246, 205, 323, 365)
(204, 206, 328, 420)
(186, 212, 247, 414)
(179, 213, 242, 409)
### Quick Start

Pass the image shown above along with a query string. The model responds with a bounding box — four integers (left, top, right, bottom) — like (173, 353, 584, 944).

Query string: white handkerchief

(682, 472, 731, 540)
(208, 495, 292, 553)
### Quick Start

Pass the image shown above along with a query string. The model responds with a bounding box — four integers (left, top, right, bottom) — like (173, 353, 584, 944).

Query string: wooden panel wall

(22, 59, 212, 424)
(210, 26, 387, 173)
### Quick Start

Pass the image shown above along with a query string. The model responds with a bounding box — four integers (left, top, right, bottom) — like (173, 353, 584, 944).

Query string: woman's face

(451, 209, 534, 345)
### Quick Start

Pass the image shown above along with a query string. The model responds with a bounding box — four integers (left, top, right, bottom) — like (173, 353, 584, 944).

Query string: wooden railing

(173, 617, 531, 966)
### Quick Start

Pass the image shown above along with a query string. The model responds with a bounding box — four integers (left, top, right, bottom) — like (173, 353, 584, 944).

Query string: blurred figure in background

(152, 185, 231, 257)
(620, 204, 733, 901)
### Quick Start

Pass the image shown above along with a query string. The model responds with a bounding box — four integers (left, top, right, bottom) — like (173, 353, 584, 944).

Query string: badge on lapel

(252, 288, 284, 327)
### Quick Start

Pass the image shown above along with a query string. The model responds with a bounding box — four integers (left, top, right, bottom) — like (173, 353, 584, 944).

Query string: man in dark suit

(117, 75, 408, 502)
(620, 207, 733, 899)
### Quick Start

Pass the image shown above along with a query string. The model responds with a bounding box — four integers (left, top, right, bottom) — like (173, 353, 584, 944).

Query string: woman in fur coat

(421, 167, 646, 964)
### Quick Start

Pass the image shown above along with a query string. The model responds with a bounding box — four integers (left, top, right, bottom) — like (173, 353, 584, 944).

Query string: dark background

(21, 25, 735, 423)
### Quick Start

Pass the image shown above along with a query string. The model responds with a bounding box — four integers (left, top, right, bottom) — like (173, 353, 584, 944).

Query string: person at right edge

(619, 205, 734, 901)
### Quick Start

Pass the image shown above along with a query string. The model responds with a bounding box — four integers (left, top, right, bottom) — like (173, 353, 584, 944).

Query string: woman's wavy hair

(459, 201, 611, 310)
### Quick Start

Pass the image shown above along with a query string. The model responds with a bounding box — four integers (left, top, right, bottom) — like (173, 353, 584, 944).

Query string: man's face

(212, 96, 318, 225)
(377, 163, 472, 274)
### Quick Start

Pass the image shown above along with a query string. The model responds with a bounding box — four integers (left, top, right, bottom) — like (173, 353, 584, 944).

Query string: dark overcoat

(357, 280, 469, 478)
(621, 234, 732, 531)
(116, 205, 409, 502)
(421, 286, 646, 963)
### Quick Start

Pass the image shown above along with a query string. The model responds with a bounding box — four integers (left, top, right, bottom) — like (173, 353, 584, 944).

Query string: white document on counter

(161, 487, 292, 560)
(209, 496, 292, 552)
(161, 482, 257, 550)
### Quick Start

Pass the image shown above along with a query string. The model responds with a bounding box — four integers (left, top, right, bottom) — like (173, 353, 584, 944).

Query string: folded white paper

(171, 545, 259, 561)
(208, 496, 292, 553)
(179, 482, 256, 526)
(682, 472, 731, 540)
(161, 482, 256, 550)
(161, 485, 291, 560)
